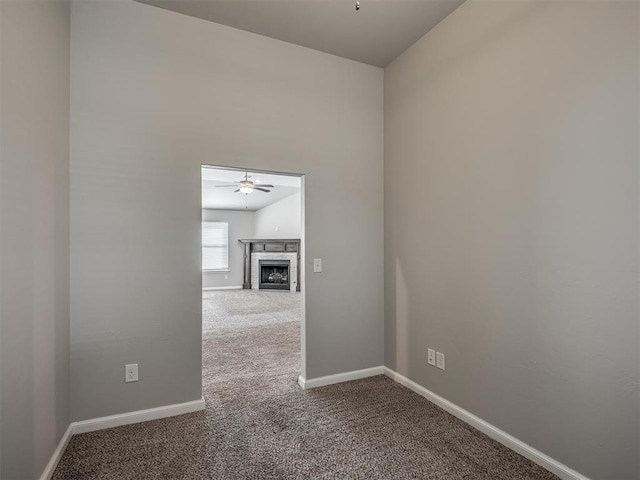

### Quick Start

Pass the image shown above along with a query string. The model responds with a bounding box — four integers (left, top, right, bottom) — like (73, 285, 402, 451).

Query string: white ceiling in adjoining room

(202, 166, 301, 211)
(134, 0, 466, 67)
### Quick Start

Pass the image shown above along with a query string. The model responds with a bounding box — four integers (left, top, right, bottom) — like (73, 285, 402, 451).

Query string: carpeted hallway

(54, 290, 557, 479)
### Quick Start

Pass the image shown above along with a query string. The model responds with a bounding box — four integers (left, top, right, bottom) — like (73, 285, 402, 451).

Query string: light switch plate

(313, 258, 322, 273)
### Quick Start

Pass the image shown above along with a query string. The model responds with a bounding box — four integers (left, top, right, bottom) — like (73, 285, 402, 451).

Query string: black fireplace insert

(259, 260, 291, 290)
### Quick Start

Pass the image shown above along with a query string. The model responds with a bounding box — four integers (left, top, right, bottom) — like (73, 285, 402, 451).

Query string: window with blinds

(202, 221, 229, 271)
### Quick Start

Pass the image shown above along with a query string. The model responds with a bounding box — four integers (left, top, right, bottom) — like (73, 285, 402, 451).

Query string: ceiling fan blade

(255, 184, 274, 188)
(254, 187, 271, 193)
(234, 189, 240, 193)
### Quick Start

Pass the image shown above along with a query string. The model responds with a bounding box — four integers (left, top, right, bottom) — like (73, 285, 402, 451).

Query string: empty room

(0, 1, 638, 480)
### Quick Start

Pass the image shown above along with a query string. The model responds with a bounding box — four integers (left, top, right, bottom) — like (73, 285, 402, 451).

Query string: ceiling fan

(214, 172, 274, 195)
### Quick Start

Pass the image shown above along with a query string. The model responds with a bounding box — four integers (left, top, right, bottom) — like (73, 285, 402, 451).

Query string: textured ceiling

(135, 0, 465, 67)
(202, 167, 301, 211)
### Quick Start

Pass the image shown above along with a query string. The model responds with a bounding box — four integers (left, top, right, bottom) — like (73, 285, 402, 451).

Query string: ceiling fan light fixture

(213, 172, 272, 194)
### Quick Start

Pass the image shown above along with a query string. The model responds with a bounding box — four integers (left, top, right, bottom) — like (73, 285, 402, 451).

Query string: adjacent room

(1, 1, 638, 479)
(201, 166, 304, 404)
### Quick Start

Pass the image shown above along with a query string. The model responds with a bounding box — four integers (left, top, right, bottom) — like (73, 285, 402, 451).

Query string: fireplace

(259, 260, 291, 291)
(240, 239, 300, 292)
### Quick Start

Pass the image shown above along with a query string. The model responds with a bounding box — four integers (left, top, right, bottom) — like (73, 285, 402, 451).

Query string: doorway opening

(200, 165, 305, 394)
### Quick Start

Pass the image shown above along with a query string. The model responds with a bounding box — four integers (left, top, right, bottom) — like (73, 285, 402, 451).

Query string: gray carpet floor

(53, 290, 558, 479)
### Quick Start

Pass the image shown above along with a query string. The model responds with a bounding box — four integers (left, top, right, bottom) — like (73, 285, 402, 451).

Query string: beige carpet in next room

(53, 289, 558, 479)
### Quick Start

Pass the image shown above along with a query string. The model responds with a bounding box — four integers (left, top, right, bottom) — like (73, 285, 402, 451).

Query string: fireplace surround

(239, 239, 301, 292)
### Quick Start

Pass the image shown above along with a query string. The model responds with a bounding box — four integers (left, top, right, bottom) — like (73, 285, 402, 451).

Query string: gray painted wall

(254, 192, 302, 240)
(384, 1, 639, 478)
(0, 0, 71, 478)
(202, 209, 255, 289)
(70, 0, 383, 421)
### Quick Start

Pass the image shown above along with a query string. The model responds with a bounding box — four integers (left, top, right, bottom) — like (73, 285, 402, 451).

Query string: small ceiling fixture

(215, 172, 274, 195)
(239, 183, 254, 194)
(355, 1, 360, 11)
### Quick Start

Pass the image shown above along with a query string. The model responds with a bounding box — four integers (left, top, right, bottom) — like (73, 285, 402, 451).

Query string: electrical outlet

(224, 274, 228, 279)
(125, 364, 138, 383)
(436, 352, 445, 370)
(427, 348, 436, 366)
(313, 258, 322, 273)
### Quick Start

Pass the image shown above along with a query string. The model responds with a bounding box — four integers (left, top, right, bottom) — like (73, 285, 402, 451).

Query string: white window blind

(202, 221, 228, 271)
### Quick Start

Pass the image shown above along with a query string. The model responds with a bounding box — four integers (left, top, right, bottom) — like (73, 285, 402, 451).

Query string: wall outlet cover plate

(436, 352, 445, 370)
(427, 348, 436, 366)
(125, 364, 139, 382)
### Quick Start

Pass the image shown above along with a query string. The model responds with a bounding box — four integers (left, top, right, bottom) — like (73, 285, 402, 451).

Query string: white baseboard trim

(298, 366, 384, 390)
(40, 397, 205, 478)
(39, 424, 73, 480)
(383, 367, 588, 480)
(203, 286, 243, 291)
(73, 397, 206, 434)
(41, 371, 587, 480)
